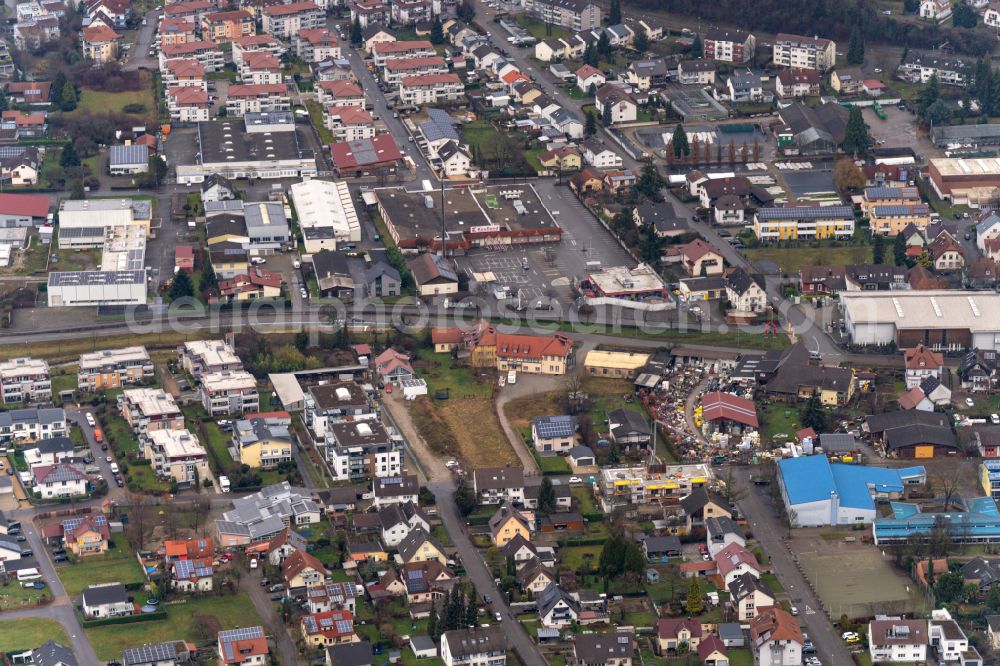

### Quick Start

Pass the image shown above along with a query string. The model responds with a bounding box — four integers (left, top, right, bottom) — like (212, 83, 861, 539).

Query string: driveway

(241, 567, 302, 666)
(730, 466, 852, 664)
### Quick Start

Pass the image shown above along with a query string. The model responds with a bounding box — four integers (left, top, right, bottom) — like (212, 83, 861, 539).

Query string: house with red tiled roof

(163, 536, 215, 562)
(217, 626, 268, 665)
(431, 327, 465, 353)
(904, 344, 944, 390)
(4, 81, 51, 106)
(62, 515, 110, 556)
(575, 64, 605, 92)
(160, 17, 196, 47)
(163, 58, 206, 88)
(698, 635, 729, 666)
(329, 135, 402, 177)
(674, 238, 724, 277)
(714, 541, 761, 586)
(750, 607, 803, 665)
(324, 106, 374, 142)
(469, 322, 574, 376)
(0, 193, 50, 223)
(81, 24, 121, 63)
(300, 610, 356, 647)
(374, 348, 414, 382)
(282, 549, 330, 593)
(166, 86, 210, 122)
(225, 83, 289, 116)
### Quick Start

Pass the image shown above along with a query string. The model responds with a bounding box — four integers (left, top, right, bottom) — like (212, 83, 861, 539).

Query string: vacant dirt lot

(440, 397, 518, 468)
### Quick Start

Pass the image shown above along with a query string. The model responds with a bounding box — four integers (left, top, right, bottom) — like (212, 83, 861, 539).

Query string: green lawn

(514, 14, 571, 40)
(536, 453, 571, 474)
(305, 99, 334, 144)
(50, 373, 77, 399)
(59, 534, 145, 595)
(761, 572, 785, 594)
(757, 402, 803, 447)
(412, 348, 493, 398)
(743, 244, 873, 275)
(185, 404, 234, 469)
(571, 486, 598, 514)
(431, 523, 453, 547)
(0, 618, 69, 652)
(104, 411, 140, 455)
(729, 649, 754, 666)
(0, 578, 52, 609)
(558, 544, 602, 571)
(85, 592, 262, 660)
(461, 119, 504, 158)
(73, 87, 155, 117)
(127, 463, 172, 493)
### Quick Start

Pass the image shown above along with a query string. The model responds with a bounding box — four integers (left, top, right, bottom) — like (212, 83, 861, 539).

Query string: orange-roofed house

(317, 80, 364, 107)
(167, 86, 210, 122)
(750, 606, 803, 666)
(163, 58, 206, 88)
(575, 64, 606, 92)
(217, 626, 268, 666)
(904, 344, 944, 389)
(240, 51, 281, 85)
(432, 327, 464, 353)
(81, 24, 121, 64)
(299, 610, 357, 647)
(282, 549, 330, 593)
(675, 238, 724, 277)
(201, 9, 255, 42)
(160, 18, 196, 47)
(399, 73, 464, 105)
(163, 536, 215, 562)
(62, 516, 110, 556)
(175, 245, 195, 274)
(374, 348, 414, 382)
(382, 56, 447, 85)
(324, 105, 374, 142)
(469, 322, 573, 375)
(714, 541, 761, 586)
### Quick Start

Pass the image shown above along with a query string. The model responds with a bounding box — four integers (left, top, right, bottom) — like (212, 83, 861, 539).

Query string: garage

(884, 424, 959, 458)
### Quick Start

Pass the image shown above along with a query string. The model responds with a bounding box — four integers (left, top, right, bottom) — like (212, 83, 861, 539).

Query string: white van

(109, 462, 119, 474)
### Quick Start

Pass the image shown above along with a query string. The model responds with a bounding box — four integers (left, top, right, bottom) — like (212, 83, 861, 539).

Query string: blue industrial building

(777, 455, 926, 527)
(874, 497, 1000, 545)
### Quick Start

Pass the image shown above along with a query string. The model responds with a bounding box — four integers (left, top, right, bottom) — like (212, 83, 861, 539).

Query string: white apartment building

(772, 33, 836, 72)
(0, 407, 66, 444)
(324, 106, 376, 142)
(225, 84, 291, 116)
(200, 370, 259, 416)
(261, 2, 323, 40)
(118, 387, 185, 443)
(145, 428, 210, 484)
(324, 419, 403, 481)
(399, 73, 465, 105)
(77, 346, 154, 392)
(0, 357, 50, 404)
(180, 339, 243, 377)
(868, 619, 928, 664)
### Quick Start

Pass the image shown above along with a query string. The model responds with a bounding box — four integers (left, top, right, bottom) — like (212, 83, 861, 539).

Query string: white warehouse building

(47, 270, 147, 307)
(289, 179, 361, 253)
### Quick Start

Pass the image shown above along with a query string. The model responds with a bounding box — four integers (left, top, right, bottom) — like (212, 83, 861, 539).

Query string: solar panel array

(174, 559, 212, 578)
(62, 515, 107, 532)
(123, 642, 177, 666)
(219, 626, 264, 660)
(534, 415, 575, 439)
(759, 205, 853, 221)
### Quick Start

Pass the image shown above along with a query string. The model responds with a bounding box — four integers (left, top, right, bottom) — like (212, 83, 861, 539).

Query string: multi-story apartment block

(77, 346, 154, 392)
(225, 84, 290, 115)
(317, 80, 365, 107)
(390, 0, 431, 25)
(118, 387, 185, 443)
(200, 10, 255, 42)
(200, 370, 259, 416)
(294, 28, 341, 63)
(772, 33, 836, 72)
(350, 0, 389, 28)
(0, 357, 50, 404)
(383, 56, 449, 86)
(870, 204, 933, 237)
(163, 58, 206, 88)
(596, 464, 711, 512)
(262, 2, 323, 41)
(753, 205, 855, 241)
(524, 0, 600, 32)
(240, 51, 282, 85)
(145, 428, 210, 484)
(160, 18, 196, 48)
(0, 407, 66, 444)
(324, 106, 375, 142)
(703, 28, 755, 63)
(167, 86, 211, 121)
(160, 40, 225, 72)
(180, 339, 243, 377)
(81, 24, 121, 64)
(897, 50, 971, 87)
(325, 419, 403, 481)
(440, 626, 507, 666)
(371, 40, 435, 68)
(399, 73, 464, 105)
(231, 34, 285, 68)
(305, 382, 374, 441)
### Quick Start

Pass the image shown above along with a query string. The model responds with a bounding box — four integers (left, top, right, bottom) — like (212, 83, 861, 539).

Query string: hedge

(558, 537, 607, 547)
(81, 610, 167, 627)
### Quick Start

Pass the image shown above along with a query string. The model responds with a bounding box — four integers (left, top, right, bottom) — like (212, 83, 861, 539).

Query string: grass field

(412, 350, 495, 398)
(0, 618, 69, 652)
(514, 14, 571, 40)
(438, 397, 517, 467)
(85, 593, 261, 659)
(743, 244, 873, 275)
(558, 544, 602, 571)
(305, 99, 334, 144)
(59, 534, 145, 595)
(73, 84, 155, 118)
(0, 578, 51, 609)
(757, 402, 802, 447)
(461, 119, 503, 158)
(0, 330, 206, 363)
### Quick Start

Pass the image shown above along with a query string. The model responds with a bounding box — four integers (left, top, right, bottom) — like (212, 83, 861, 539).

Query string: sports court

(798, 541, 926, 619)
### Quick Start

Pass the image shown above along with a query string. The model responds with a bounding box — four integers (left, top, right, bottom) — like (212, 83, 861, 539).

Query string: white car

(86, 413, 96, 427)
(250, 558, 259, 569)
(966, 397, 976, 407)
(841, 631, 859, 642)
(992, 414, 1000, 425)
(105, 456, 113, 463)
(494, 612, 502, 622)
(446, 460, 459, 468)
(569, 476, 582, 484)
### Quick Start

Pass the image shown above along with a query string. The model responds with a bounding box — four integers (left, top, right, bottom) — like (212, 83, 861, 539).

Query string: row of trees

(427, 585, 479, 641)
(667, 123, 763, 166)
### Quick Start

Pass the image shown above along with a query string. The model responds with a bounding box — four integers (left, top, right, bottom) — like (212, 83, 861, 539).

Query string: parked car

(85, 413, 96, 427)
(53, 555, 69, 563)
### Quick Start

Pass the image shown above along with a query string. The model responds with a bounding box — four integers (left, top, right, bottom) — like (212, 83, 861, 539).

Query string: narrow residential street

(731, 467, 852, 664)
(241, 568, 303, 666)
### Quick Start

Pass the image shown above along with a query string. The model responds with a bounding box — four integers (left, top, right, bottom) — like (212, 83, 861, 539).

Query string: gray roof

(109, 144, 148, 167)
(866, 410, 948, 434)
(884, 424, 958, 452)
(706, 516, 741, 539)
(0, 407, 64, 427)
(31, 436, 74, 455)
(82, 583, 128, 607)
(441, 626, 507, 660)
(32, 641, 78, 666)
(420, 109, 461, 143)
(537, 582, 579, 618)
(326, 641, 373, 666)
(533, 415, 576, 439)
(728, 571, 772, 600)
(364, 261, 400, 285)
(574, 632, 632, 662)
(817, 433, 858, 452)
(643, 535, 681, 554)
(718, 622, 744, 641)
(473, 466, 524, 491)
(568, 445, 594, 460)
(608, 408, 650, 439)
(397, 526, 443, 563)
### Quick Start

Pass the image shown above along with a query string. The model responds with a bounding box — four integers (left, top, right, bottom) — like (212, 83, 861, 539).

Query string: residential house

(440, 626, 506, 666)
(300, 610, 356, 648)
(728, 70, 766, 103)
(595, 84, 638, 124)
(378, 502, 429, 547)
(750, 607, 803, 666)
(32, 462, 87, 499)
(234, 416, 292, 470)
(82, 583, 133, 619)
(407, 253, 458, 297)
(729, 572, 774, 621)
(172, 558, 213, 592)
(775, 68, 820, 98)
(283, 549, 330, 594)
(868, 618, 928, 663)
(580, 139, 622, 169)
(517, 558, 557, 596)
(364, 262, 401, 299)
(398, 526, 447, 566)
(678, 59, 716, 85)
(960, 349, 997, 393)
(531, 415, 578, 454)
(920, 0, 953, 21)
(575, 64, 605, 92)
(607, 409, 651, 448)
(488, 505, 531, 547)
(537, 583, 580, 628)
(573, 633, 633, 666)
(62, 515, 110, 557)
(657, 618, 702, 652)
(704, 28, 755, 63)
(680, 487, 732, 532)
(904, 344, 944, 389)
(707, 516, 745, 557)
(715, 542, 761, 586)
(217, 626, 268, 666)
(772, 33, 836, 71)
(372, 474, 419, 507)
(725, 268, 767, 314)
(473, 466, 525, 505)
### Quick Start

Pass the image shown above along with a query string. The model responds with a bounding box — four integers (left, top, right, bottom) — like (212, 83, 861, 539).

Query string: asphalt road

(428, 481, 544, 663)
(731, 467, 851, 665)
(241, 568, 302, 666)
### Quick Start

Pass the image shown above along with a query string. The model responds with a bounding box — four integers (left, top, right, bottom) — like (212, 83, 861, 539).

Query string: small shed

(409, 635, 437, 659)
(717, 622, 745, 647)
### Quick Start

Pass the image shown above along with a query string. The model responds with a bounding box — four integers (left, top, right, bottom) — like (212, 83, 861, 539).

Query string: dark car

(483, 594, 492, 604)
(51, 549, 66, 556)
(53, 556, 69, 563)
(21, 550, 32, 557)
(15, 535, 26, 542)
(116, 478, 125, 487)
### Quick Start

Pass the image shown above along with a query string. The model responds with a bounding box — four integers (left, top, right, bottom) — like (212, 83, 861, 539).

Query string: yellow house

(81, 25, 121, 64)
(62, 517, 109, 557)
(234, 417, 292, 469)
(860, 186, 921, 219)
(539, 147, 582, 171)
(282, 551, 329, 590)
(349, 542, 389, 563)
(470, 324, 574, 376)
(398, 527, 448, 565)
(869, 204, 932, 236)
(584, 350, 651, 379)
(210, 245, 249, 279)
(489, 505, 531, 547)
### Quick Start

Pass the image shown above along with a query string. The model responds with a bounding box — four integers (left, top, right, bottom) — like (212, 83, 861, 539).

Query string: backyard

(84, 592, 262, 660)
(742, 244, 874, 275)
(72, 81, 156, 119)
(58, 534, 145, 595)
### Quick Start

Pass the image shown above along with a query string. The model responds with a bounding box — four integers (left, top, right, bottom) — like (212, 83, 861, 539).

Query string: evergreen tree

(453, 480, 476, 516)
(51, 71, 66, 107)
(597, 31, 612, 61)
(59, 80, 77, 112)
(637, 220, 665, 264)
(465, 588, 478, 627)
(918, 73, 940, 118)
(0, 90, 8, 113)
(801, 391, 826, 431)
(537, 476, 556, 513)
(583, 42, 598, 66)
(609, 0, 621, 24)
(846, 27, 865, 66)
(584, 110, 597, 137)
(893, 232, 907, 267)
(431, 16, 445, 45)
(444, 586, 461, 630)
(672, 123, 690, 158)
(602, 99, 613, 125)
(633, 30, 649, 54)
(350, 16, 362, 45)
(636, 162, 665, 200)
(59, 141, 80, 168)
(842, 106, 870, 155)
(873, 232, 885, 264)
(170, 269, 194, 300)
(200, 264, 218, 293)
(976, 56, 993, 114)
(686, 582, 704, 614)
(690, 34, 703, 58)
(427, 600, 440, 640)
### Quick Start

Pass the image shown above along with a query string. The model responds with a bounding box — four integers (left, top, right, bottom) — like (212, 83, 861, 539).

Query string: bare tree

(191, 495, 211, 532)
(124, 492, 155, 552)
(928, 465, 970, 511)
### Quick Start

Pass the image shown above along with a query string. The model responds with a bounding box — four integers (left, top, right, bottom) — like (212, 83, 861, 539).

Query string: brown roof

(751, 606, 803, 646)
(658, 618, 702, 640)
(904, 344, 943, 371)
(898, 386, 926, 410)
(869, 619, 927, 646)
(282, 549, 328, 582)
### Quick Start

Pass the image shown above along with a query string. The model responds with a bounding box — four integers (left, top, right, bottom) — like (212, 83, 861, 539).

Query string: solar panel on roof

(759, 206, 853, 220)
(335, 619, 353, 634)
